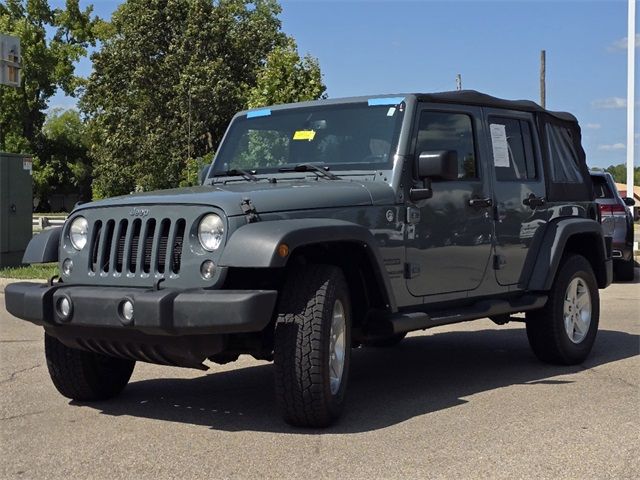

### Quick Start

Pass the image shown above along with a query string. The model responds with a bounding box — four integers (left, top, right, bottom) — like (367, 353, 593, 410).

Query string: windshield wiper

(278, 163, 339, 180)
(213, 168, 259, 182)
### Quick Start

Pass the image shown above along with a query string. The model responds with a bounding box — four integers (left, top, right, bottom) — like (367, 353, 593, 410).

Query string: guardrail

(32, 216, 67, 229)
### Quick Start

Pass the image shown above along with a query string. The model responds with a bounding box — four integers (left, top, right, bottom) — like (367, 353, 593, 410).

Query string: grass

(0, 263, 58, 280)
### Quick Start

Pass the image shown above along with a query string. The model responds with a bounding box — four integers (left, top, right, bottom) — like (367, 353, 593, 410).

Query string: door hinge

(493, 255, 506, 270)
(406, 206, 421, 225)
(404, 262, 420, 279)
(240, 197, 259, 223)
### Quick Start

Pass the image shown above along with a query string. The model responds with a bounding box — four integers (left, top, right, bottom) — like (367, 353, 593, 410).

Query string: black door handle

(468, 197, 493, 208)
(523, 194, 546, 208)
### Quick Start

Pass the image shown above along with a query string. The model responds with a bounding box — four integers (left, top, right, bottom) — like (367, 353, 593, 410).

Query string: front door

(484, 109, 548, 286)
(405, 105, 493, 297)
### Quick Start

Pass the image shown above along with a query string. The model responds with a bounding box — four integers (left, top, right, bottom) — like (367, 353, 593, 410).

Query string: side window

(591, 175, 613, 199)
(546, 124, 583, 183)
(416, 111, 477, 179)
(489, 117, 537, 181)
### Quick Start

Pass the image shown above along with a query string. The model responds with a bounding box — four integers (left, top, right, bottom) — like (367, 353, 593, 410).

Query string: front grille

(89, 217, 186, 276)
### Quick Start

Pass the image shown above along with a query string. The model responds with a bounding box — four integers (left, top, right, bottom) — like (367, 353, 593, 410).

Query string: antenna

(540, 50, 546, 108)
(456, 74, 462, 91)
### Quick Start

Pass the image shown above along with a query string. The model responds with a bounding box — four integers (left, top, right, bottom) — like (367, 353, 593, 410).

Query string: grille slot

(88, 216, 185, 276)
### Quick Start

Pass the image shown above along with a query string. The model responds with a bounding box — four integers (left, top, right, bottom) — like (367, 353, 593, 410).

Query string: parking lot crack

(578, 365, 639, 389)
(0, 410, 46, 422)
(0, 364, 41, 385)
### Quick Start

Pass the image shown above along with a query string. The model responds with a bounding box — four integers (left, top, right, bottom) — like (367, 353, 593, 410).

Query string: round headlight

(198, 214, 224, 251)
(69, 217, 88, 251)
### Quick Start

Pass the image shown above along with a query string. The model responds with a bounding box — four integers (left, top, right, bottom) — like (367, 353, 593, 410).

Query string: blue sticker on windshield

(247, 109, 271, 118)
(368, 97, 405, 107)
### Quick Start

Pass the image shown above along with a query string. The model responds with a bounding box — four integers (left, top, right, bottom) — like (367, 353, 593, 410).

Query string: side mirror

(198, 166, 209, 185)
(416, 150, 458, 181)
(409, 150, 459, 202)
(623, 197, 635, 207)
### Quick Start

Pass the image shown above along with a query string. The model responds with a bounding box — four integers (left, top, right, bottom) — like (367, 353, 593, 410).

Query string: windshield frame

(207, 99, 407, 179)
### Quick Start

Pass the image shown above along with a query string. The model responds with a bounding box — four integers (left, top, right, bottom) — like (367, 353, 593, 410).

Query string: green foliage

(33, 109, 91, 208)
(83, 0, 325, 198)
(0, 0, 101, 155)
(604, 164, 640, 186)
(248, 37, 326, 108)
(179, 152, 213, 187)
(0, 262, 58, 279)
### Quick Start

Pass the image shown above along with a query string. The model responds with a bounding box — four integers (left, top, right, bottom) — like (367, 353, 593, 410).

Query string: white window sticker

(490, 123, 509, 167)
(387, 107, 396, 117)
(23, 158, 33, 176)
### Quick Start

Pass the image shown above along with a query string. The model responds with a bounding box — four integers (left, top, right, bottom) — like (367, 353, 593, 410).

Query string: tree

(604, 164, 640, 186)
(33, 108, 91, 210)
(0, 0, 100, 155)
(82, 0, 326, 198)
(247, 37, 326, 108)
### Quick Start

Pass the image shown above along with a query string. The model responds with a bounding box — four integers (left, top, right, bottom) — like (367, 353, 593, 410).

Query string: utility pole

(456, 74, 462, 91)
(540, 50, 546, 108)
(626, 0, 636, 197)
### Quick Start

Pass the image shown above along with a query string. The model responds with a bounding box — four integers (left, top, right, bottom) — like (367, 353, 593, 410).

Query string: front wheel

(274, 264, 351, 428)
(526, 254, 599, 365)
(45, 333, 135, 401)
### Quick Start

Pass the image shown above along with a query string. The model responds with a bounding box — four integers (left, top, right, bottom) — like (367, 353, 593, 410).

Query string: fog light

(200, 260, 216, 279)
(62, 258, 73, 276)
(57, 296, 72, 321)
(120, 299, 134, 324)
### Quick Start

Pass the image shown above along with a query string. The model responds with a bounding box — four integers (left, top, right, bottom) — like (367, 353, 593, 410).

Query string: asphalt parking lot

(1, 274, 638, 480)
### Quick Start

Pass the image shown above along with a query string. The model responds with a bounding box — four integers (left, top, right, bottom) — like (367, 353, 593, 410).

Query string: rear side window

(591, 175, 613, 199)
(415, 111, 477, 179)
(546, 124, 583, 183)
(489, 117, 537, 181)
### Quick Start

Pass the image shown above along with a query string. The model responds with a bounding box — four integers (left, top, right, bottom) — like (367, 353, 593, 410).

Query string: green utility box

(0, 152, 33, 268)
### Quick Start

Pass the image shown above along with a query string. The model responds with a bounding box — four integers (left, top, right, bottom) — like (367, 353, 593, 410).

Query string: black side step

(368, 295, 547, 337)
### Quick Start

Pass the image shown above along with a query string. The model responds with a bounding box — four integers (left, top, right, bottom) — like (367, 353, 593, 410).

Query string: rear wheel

(45, 333, 135, 401)
(526, 254, 599, 365)
(274, 264, 351, 428)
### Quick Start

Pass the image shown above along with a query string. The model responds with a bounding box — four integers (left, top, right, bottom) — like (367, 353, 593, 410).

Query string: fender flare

(527, 218, 609, 291)
(219, 219, 397, 311)
(22, 227, 61, 264)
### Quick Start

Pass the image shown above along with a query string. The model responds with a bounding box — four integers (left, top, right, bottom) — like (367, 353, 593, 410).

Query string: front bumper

(5, 282, 278, 336)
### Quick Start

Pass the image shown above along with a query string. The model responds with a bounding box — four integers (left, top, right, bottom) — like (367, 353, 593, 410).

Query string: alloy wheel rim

(563, 277, 592, 344)
(329, 299, 346, 395)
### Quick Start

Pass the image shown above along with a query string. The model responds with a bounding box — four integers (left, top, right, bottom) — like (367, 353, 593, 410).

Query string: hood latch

(240, 197, 259, 223)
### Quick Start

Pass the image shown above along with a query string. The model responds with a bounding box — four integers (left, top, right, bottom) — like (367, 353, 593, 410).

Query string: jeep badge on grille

(129, 207, 149, 217)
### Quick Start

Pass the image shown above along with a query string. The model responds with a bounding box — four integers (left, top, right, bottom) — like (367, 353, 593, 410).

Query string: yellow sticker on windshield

(293, 130, 316, 141)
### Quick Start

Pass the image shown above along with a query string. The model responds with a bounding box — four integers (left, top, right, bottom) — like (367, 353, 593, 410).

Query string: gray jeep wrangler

(5, 91, 612, 427)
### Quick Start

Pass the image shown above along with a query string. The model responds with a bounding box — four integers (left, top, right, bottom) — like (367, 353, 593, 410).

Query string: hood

(76, 179, 396, 217)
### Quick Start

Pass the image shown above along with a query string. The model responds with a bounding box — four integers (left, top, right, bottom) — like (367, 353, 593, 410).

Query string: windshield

(210, 100, 405, 176)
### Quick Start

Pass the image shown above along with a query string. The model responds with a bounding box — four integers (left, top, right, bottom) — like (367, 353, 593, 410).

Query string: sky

(48, 0, 638, 169)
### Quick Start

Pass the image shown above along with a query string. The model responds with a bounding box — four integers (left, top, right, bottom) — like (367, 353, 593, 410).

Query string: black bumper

(4, 282, 278, 336)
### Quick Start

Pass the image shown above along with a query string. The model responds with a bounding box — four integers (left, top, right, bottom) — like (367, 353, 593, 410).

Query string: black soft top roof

(416, 90, 577, 123)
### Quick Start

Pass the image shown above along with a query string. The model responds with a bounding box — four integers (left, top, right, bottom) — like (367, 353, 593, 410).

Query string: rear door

(484, 110, 549, 286)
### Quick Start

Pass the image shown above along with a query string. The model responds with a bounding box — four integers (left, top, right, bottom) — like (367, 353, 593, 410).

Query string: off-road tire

(526, 254, 599, 365)
(45, 333, 135, 401)
(614, 258, 635, 282)
(364, 332, 407, 348)
(274, 264, 351, 428)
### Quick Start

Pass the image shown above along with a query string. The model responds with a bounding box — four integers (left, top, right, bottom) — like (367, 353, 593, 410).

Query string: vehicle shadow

(85, 328, 639, 434)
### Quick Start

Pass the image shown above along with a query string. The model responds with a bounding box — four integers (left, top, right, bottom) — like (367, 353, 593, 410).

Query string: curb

(0, 278, 45, 294)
